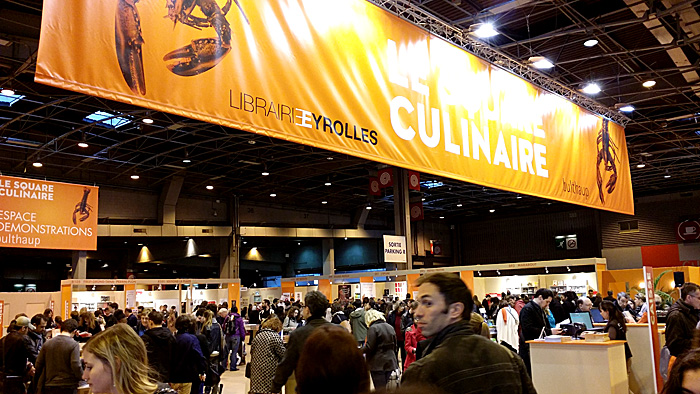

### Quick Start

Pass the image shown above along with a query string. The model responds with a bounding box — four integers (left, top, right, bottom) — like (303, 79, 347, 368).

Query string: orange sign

(35, 0, 633, 214)
(0, 176, 98, 250)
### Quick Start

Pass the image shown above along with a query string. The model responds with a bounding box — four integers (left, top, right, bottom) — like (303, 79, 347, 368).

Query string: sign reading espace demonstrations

(0, 176, 98, 250)
(36, 0, 633, 214)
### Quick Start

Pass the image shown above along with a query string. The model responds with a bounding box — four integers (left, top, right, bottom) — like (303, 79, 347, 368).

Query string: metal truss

(366, 0, 631, 126)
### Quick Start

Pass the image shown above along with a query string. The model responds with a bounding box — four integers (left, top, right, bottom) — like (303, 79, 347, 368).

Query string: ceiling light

(321, 201, 328, 204)
(664, 170, 671, 179)
(516, 195, 522, 199)
(142, 118, 153, 124)
(489, 209, 495, 213)
(270, 193, 277, 197)
(643, 80, 656, 88)
(421, 198, 426, 201)
(32, 162, 43, 168)
(584, 39, 599, 47)
(528, 56, 554, 69)
(1, 88, 15, 96)
(366, 205, 372, 210)
(582, 82, 601, 94)
(636, 162, 646, 168)
(327, 157, 334, 160)
(130, 175, 140, 180)
(324, 182, 332, 186)
(344, 237, 348, 240)
(297, 242, 301, 245)
(248, 140, 256, 145)
(102, 263, 109, 268)
(261, 171, 270, 176)
(470, 23, 498, 38)
(439, 216, 445, 219)
(456, 203, 463, 207)
(182, 159, 191, 163)
(615, 103, 635, 112)
(206, 185, 214, 190)
(78, 142, 89, 148)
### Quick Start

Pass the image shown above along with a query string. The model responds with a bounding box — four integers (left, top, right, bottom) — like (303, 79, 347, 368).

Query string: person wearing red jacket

(403, 321, 426, 371)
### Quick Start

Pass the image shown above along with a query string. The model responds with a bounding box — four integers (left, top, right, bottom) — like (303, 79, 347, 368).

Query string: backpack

(225, 314, 239, 336)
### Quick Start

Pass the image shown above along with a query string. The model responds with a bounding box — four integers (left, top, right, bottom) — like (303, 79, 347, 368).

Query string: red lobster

(73, 188, 93, 224)
(115, 0, 248, 95)
(596, 119, 619, 204)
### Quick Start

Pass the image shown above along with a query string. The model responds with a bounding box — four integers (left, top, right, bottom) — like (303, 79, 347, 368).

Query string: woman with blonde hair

(250, 316, 286, 394)
(82, 323, 177, 394)
(363, 308, 398, 391)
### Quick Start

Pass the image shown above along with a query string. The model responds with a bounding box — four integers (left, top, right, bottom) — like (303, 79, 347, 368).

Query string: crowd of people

(1, 278, 699, 394)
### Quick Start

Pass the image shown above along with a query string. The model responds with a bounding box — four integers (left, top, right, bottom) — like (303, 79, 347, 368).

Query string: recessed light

(1, 88, 15, 96)
(584, 39, 599, 47)
(489, 209, 495, 213)
(325, 182, 332, 186)
(643, 80, 656, 88)
(321, 201, 328, 204)
(130, 175, 140, 180)
(582, 83, 601, 94)
(206, 185, 214, 190)
(270, 193, 277, 197)
(261, 171, 270, 176)
(78, 142, 89, 148)
(32, 162, 43, 168)
(142, 118, 154, 124)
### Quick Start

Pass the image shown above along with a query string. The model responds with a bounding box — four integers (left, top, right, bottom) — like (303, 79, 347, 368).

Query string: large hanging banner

(0, 176, 98, 250)
(35, 0, 633, 214)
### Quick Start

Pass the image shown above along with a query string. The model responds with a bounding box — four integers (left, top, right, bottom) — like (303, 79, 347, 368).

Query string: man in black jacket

(518, 288, 561, 375)
(142, 310, 176, 383)
(666, 282, 700, 357)
(402, 273, 536, 394)
(271, 291, 329, 393)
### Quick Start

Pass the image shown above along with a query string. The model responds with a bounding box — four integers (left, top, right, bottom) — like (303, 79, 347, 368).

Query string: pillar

(228, 282, 241, 311)
(406, 273, 421, 299)
(72, 251, 87, 279)
(392, 168, 413, 270)
(220, 196, 239, 279)
(61, 283, 73, 320)
(322, 239, 335, 276)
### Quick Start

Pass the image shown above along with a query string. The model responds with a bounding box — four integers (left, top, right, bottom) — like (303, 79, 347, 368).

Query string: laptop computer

(590, 308, 606, 323)
(570, 312, 605, 332)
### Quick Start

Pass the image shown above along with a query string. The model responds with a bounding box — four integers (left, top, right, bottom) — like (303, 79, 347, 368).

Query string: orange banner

(36, 0, 633, 214)
(0, 176, 98, 250)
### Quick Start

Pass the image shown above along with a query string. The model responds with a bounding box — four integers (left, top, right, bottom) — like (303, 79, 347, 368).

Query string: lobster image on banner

(115, 0, 248, 95)
(596, 119, 620, 204)
(73, 188, 93, 224)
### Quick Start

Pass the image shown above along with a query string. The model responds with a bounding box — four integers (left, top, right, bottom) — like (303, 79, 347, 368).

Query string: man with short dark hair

(519, 288, 561, 374)
(141, 310, 175, 383)
(34, 318, 82, 394)
(104, 302, 119, 328)
(125, 307, 138, 328)
(401, 273, 535, 394)
(604, 290, 615, 302)
(26, 314, 47, 364)
(271, 291, 330, 393)
(666, 282, 700, 357)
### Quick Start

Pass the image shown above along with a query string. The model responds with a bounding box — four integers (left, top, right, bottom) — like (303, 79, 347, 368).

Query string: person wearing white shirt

(496, 295, 520, 352)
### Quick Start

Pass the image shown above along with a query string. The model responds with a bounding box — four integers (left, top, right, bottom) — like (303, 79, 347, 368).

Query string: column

(61, 283, 72, 320)
(393, 168, 413, 270)
(318, 279, 332, 301)
(72, 251, 87, 279)
(220, 195, 239, 279)
(322, 239, 335, 276)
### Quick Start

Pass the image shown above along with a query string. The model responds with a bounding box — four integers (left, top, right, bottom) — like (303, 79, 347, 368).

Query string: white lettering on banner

(386, 39, 549, 179)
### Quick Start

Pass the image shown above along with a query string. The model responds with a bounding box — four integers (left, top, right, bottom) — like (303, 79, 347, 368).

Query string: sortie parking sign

(383, 235, 407, 263)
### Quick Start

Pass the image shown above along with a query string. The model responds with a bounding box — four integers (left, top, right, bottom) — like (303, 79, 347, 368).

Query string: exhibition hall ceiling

(0, 0, 699, 222)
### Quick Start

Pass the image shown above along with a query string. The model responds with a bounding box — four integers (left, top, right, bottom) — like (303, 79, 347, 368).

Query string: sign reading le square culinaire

(0, 176, 98, 250)
(35, 0, 633, 214)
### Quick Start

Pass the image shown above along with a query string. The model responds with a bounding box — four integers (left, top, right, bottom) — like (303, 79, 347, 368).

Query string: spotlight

(270, 193, 277, 197)
(130, 175, 140, 180)
(32, 162, 43, 168)
(470, 23, 498, 38)
(206, 185, 214, 190)
(582, 82, 601, 94)
(583, 39, 599, 47)
(642, 80, 656, 88)
(261, 171, 270, 176)
(78, 142, 89, 148)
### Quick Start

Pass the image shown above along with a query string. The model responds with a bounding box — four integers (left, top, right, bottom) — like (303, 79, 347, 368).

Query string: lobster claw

(163, 38, 231, 76)
(115, 0, 146, 94)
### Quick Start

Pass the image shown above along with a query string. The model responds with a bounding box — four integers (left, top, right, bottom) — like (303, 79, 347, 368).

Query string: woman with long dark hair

(600, 300, 633, 370)
(662, 348, 700, 394)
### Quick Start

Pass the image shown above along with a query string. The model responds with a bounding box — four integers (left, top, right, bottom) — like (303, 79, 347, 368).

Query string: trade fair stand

(60, 278, 241, 319)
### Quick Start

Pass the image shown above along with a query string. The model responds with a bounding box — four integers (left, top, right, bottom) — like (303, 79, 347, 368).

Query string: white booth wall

(1, 291, 60, 330)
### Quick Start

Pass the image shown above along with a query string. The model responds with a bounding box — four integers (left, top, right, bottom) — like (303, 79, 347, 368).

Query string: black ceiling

(1, 0, 699, 223)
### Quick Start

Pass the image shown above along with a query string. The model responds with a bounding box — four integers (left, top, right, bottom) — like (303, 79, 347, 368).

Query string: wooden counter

(527, 339, 628, 394)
